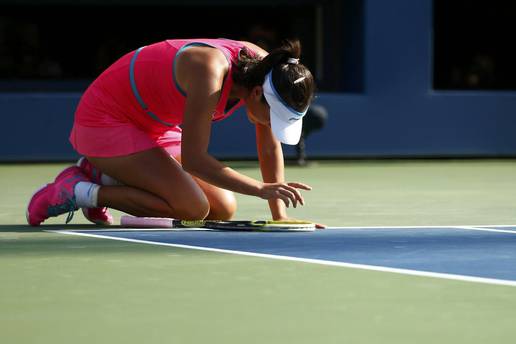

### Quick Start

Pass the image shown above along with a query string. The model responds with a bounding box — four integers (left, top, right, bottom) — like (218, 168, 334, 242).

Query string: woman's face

(245, 86, 271, 126)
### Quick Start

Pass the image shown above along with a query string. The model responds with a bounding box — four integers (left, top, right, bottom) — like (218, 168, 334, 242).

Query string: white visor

(262, 71, 308, 145)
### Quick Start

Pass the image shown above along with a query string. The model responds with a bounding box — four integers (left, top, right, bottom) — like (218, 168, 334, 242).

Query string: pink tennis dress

(69, 38, 247, 157)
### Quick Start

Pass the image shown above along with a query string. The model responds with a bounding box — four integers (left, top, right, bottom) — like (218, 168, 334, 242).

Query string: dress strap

(129, 46, 174, 127)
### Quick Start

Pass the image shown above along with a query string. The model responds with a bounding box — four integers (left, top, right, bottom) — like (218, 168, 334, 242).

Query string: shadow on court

(0, 224, 105, 233)
(0, 225, 221, 258)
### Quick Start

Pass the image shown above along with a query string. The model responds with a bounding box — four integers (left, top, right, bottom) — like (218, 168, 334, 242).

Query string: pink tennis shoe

(76, 157, 113, 226)
(26, 166, 88, 226)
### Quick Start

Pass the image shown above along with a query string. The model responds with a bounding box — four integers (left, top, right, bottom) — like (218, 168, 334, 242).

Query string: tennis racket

(120, 215, 316, 232)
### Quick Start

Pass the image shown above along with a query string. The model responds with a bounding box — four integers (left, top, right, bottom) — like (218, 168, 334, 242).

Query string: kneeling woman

(27, 38, 315, 225)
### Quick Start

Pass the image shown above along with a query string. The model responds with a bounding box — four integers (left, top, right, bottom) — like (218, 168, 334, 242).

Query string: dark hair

(233, 39, 315, 112)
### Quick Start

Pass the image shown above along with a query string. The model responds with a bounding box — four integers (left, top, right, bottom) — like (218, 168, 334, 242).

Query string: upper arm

(176, 49, 228, 163)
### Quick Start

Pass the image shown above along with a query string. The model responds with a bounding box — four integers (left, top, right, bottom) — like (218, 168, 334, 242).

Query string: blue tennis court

(55, 225, 516, 286)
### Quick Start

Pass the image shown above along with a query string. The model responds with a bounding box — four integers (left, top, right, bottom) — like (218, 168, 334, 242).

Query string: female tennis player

(27, 38, 316, 226)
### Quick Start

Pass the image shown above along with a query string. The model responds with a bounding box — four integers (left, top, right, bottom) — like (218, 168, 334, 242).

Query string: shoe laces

(47, 192, 78, 224)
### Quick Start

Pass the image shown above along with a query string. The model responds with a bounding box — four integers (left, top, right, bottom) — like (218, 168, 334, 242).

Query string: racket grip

(120, 215, 175, 228)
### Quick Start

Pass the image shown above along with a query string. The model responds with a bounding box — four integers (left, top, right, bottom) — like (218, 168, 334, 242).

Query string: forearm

(183, 153, 262, 196)
(257, 129, 288, 220)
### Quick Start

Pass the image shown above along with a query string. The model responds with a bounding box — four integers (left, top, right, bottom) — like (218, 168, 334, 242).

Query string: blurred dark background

(434, 0, 516, 90)
(3, 1, 516, 91)
(0, 1, 361, 92)
(2, 0, 516, 161)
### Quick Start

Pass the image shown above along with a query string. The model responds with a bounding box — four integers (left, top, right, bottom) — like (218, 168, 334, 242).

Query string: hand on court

(259, 182, 312, 208)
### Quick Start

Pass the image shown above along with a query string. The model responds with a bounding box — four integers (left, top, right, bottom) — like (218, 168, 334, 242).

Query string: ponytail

(233, 39, 301, 88)
(233, 39, 314, 112)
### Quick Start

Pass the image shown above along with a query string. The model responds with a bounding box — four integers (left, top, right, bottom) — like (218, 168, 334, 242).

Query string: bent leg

(87, 148, 210, 220)
(173, 155, 237, 220)
(193, 177, 237, 220)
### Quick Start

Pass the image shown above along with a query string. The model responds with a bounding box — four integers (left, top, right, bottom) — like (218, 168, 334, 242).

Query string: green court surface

(1, 160, 516, 343)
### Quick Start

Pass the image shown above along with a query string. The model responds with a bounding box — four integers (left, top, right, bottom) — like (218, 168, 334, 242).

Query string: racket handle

(120, 215, 176, 228)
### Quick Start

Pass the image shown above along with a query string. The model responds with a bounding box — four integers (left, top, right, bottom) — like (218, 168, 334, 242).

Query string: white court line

(47, 229, 516, 288)
(65, 227, 212, 232)
(454, 226, 516, 234)
(324, 224, 516, 230)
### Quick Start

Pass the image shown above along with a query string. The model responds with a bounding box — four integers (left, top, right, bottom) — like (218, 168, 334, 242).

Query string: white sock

(74, 182, 100, 208)
(101, 174, 124, 186)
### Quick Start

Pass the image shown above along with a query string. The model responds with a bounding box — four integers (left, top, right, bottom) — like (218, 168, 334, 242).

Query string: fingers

(270, 186, 297, 208)
(278, 188, 297, 208)
(287, 182, 312, 191)
(278, 184, 305, 207)
(261, 182, 312, 207)
(283, 184, 305, 206)
(275, 189, 291, 208)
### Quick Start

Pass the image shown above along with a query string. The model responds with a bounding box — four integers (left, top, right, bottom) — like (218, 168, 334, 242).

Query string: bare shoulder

(175, 46, 228, 92)
(239, 41, 268, 58)
(177, 46, 227, 75)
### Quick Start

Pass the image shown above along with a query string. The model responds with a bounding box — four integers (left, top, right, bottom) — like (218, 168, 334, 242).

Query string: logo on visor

(288, 117, 301, 123)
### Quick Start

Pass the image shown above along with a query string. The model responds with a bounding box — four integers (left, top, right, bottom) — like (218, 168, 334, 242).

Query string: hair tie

(287, 57, 299, 64)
